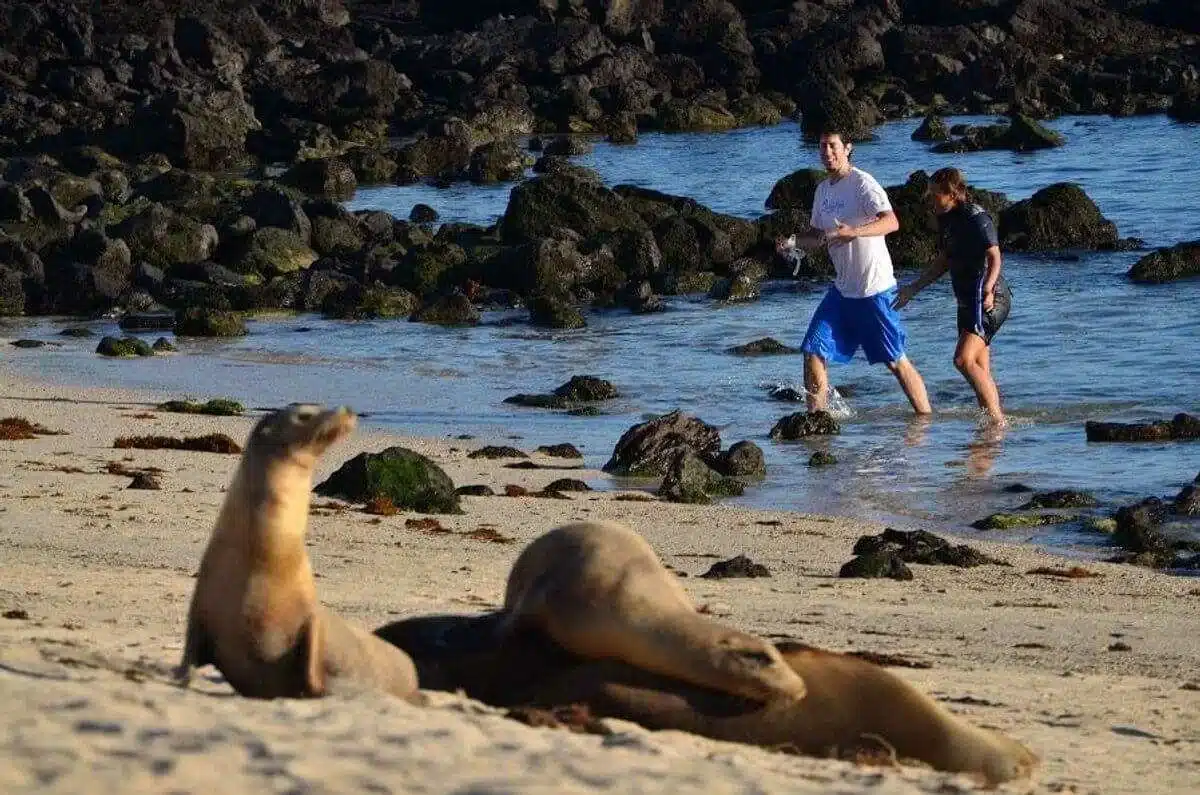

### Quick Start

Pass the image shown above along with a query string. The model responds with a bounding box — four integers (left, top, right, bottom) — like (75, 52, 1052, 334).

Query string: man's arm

(830, 174, 899, 240)
(830, 210, 899, 241)
(775, 225, 827, 255)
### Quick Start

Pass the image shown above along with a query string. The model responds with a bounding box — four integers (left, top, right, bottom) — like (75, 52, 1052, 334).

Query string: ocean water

(4, 114, 1199, 562)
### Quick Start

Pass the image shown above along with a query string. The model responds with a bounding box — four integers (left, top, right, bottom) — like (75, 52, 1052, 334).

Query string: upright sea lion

(498, 520, 808, 703)
(176, 403, 419, 701)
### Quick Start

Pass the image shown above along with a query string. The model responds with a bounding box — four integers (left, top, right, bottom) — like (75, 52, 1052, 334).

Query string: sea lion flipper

(174, 613, 214, 687)
(302, 613, 328, 697)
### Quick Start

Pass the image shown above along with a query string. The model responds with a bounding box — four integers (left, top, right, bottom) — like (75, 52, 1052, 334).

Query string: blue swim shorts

(800, 286, 908, 365)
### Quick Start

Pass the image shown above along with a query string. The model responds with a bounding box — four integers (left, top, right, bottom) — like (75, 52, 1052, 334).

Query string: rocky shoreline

(2, 1, 1199, 162)
(0, 133, 1164, 328)
(3, 0, 1200, 327)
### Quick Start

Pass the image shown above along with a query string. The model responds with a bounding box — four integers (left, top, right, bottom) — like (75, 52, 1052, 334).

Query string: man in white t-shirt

(776, 130, 931, 415)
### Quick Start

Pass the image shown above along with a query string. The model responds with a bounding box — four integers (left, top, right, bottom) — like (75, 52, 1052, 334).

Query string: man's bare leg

(953, 332, 1004, 423)
(886, 356, 932, 415)
(803, 353, 829, 412)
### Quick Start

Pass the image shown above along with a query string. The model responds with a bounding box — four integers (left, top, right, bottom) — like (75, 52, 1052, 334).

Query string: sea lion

(376, 612, 1038, 786)
(175, 403, 419, 701)
(497, 520, 808, 703)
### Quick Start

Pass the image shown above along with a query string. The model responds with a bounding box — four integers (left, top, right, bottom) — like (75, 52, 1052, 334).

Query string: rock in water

(769, 411, 840, 440)
(1085, 414, 1200, 442)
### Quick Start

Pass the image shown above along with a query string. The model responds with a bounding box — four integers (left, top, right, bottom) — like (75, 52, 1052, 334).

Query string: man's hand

(892, 285, 915, 309)
(827, 221, 856, 243)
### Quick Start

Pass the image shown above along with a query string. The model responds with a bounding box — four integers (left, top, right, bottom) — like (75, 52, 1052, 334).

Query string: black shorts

(956, 280, 1011, 345)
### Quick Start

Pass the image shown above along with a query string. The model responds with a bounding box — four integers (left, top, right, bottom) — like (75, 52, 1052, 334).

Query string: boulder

(95, 335, 153, 357)
(654, 98, 738, 132)
(1113, 499, 1171, 556)
(1127, 241, 1200, 284)
(467, 140, 532, 184)
(230, 227, 318, 276)
(656, 448, 745, 505)
(699, 555, 771, 579)
(851, 528, 1007, 568)
(393, 242, 467, 297)
(932, 115, 1064, 153)
(528, 293, 585, 329)
(1018, 490, 1097, 510)
(1085, 413, 1200, 442)
(322, 284, 420, 320)
(765, 169, 826, 213)
(555, 376, 619, 401)
(112, 203, 219, 269)
(1168, 85, 1200, 122)
(46, 230, 133, 313)
(282, 158, 357, 200)
(504, 375, 618, 410)
(603, 410, 723, 477)
(839, 552, 914, 581)
(769, 411, 840, 440)
(174, 307, 248, 337)
(999, 183, 1120, 251)
(714, 440, 766, 478)
(314, 446, 462, 515)
(393, 135, 472, 184)
(409, 293, 480, 326)
(1175, 484, 1200, 517)
(970, 512, 1077, 530)
(0, 267, 25, 315)
(727, 337, 800, 356)
(133, 90, 261, 171)
(498, 170, 646, 244)
(911, 114, 950, 142)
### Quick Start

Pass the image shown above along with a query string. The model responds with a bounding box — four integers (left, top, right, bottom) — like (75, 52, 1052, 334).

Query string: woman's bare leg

(953, 332, 1003, 423)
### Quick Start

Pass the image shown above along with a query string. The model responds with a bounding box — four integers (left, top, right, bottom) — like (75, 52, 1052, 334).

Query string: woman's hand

(983, 289, 995, 312)
(892, 285, 915, 309)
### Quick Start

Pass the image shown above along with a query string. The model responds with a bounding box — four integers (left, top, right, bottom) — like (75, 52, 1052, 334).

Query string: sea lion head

(246, 403, 357, 467)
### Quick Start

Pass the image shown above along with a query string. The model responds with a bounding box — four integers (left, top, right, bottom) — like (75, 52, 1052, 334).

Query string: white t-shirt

(810, 166, 896, 299)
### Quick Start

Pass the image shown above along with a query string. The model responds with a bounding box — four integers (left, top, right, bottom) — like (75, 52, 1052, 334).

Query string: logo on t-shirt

(818, 194, 847, 224)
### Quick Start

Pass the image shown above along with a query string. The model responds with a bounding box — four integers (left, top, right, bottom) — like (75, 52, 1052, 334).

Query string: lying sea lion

(175, 403, 419, 701)
(498, 520, 808, 703)
(375, 611, 1038, 786)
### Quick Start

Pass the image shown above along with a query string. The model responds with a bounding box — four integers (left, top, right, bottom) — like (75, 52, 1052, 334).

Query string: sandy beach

(0, 363, 1196, 795)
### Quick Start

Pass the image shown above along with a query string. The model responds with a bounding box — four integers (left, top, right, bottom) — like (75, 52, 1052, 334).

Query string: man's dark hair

(817, 129, 850, 145)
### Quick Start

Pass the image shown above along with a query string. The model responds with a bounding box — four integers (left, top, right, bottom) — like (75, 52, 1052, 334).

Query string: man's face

(819, 134, 850, 173)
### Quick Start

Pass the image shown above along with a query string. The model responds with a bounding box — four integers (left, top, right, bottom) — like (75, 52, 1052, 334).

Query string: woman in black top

(894, 167, 1012, 425)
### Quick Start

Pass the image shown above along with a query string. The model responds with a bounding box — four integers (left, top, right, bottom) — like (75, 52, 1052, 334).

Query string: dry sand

(0, 366, 1196, 795)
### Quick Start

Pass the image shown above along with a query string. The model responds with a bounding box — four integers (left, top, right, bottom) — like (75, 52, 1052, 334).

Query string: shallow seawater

(5, 114, 1199, 564)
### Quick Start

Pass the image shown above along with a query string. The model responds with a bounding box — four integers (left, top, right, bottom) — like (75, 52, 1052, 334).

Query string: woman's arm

(982, 245, 1002, 309)
(893, 255, 950, 308)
